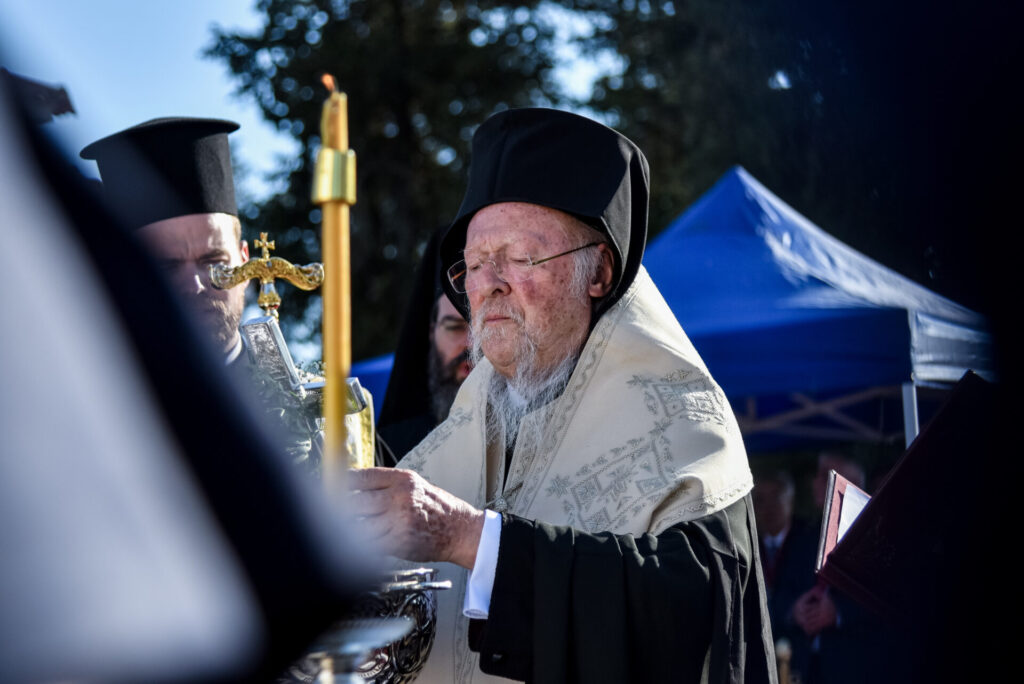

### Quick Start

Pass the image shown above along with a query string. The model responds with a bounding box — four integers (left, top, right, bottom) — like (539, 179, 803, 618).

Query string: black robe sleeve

(468, 496, 776, 684)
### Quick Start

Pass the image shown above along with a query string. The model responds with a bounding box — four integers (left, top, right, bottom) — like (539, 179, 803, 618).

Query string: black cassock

(469, 496, 777, 683)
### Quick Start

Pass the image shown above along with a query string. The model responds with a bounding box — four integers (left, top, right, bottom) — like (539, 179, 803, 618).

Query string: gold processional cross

(207, 230, 373, 465)
(210, 232, 324, 317)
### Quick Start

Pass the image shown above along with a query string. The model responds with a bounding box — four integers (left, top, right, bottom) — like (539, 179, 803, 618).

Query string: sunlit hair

(563, 217, 609, 301)
(571, 239, 603, 298)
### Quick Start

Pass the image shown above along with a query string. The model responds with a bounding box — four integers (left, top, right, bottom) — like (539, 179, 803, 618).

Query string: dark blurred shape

(0, 69, 367, 683)
(753, 470, 796, 584)
(816, 371, 1004, 682)
(0, 67, 74, 123)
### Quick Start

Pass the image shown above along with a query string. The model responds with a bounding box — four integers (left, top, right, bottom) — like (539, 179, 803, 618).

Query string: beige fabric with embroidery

(398, 267, 753, 683)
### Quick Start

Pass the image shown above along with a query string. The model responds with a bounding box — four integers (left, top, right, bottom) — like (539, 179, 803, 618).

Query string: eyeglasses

(447, 242, 600, 293)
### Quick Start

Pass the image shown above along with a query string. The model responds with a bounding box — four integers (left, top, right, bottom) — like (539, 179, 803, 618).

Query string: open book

(816, 470, 871, 575)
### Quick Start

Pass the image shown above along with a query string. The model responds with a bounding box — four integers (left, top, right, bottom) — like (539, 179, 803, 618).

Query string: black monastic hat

(80, 117, 238, 229)
(440, 108, 650, 319)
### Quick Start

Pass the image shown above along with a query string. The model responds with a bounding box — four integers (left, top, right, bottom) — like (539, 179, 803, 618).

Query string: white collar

(224, 336, 244, 365)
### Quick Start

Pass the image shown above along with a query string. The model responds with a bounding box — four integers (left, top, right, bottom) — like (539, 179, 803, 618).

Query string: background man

(770, 452, 896, 684)
(753, 470, 799, 598)
(427, 293, 472, 420)
(349, 108, 775, 683)
(379, 229, 472, 462)
(81, 117, 250, 366)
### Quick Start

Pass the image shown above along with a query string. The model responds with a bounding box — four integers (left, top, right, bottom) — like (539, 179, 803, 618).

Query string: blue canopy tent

(353, 167, 993, 449)
(351, 353, 393, 418)
(643, 166, 994, 449)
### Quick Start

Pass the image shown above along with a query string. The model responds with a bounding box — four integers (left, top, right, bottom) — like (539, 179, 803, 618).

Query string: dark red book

(815, 470, 880, 613)
(813, 370, 995, 625)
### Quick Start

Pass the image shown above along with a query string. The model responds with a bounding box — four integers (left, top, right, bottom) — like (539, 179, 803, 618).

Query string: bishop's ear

(587, 243, 615, 298)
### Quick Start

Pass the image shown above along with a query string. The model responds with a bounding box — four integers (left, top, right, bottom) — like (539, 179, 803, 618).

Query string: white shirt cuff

(462, 509, 502, 619)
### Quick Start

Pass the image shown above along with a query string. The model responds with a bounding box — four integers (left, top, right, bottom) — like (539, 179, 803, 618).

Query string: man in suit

(774, 452, 891, 684)
(754, 471, 808, 609)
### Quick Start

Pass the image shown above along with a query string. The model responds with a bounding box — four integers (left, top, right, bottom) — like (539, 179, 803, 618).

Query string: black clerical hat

(440, 108, 650, 319)
(81, 117, 238, 228)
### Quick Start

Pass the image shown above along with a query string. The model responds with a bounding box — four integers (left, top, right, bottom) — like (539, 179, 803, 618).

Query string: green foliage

(568, 0, 925, 288)
(207, 0, 566, 359)
(209, 0, 1001, 362)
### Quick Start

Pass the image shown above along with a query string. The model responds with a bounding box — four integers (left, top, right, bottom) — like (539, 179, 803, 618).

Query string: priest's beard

(427, 346, 471, 423)
(484, 352, 578, 456)
(197, 294, 244, 353)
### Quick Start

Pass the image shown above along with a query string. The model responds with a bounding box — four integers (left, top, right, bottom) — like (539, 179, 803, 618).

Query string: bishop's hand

(347, 468, 485, 570)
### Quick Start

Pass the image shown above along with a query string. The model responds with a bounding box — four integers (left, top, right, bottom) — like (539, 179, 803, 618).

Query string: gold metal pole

(313, 74, 357, 485)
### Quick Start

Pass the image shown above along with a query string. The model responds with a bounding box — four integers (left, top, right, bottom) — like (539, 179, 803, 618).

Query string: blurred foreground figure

(350, 108, 776, 683)
(82, 118, 344, 476)
(81, 117, 251, 364)
(0, 82, 364, 682)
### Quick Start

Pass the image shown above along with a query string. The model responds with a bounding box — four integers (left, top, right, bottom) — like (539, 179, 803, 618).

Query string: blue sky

(0, 1, 615, 205)
(0, 1, 615, 365)
(0, 0, 297, 201)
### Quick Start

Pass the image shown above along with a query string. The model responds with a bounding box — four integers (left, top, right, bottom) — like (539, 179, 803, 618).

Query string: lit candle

(320, 74, 348, 150)
(314, 74, 356, 482)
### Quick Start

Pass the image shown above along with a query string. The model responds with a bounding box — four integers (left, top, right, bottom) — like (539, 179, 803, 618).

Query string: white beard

(484, 353, 578, 455)
(470, 306, 580, 454)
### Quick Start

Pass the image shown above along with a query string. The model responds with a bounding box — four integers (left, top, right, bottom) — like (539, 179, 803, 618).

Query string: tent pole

(902, 381, 919, 447)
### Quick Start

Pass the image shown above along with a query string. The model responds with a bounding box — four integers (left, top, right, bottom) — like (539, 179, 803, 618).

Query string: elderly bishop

(349, 108, 776, 683)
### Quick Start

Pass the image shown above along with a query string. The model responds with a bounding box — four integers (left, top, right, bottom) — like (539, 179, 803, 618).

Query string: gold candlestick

(312, 74, 358, 483)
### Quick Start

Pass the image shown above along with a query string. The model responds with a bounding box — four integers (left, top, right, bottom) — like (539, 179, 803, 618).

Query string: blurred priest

(81, 117, 251, 366)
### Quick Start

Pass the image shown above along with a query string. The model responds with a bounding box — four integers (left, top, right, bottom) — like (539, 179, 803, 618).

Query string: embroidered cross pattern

(564, 438, 673, 531)
(405, 408, 473, 468)
(545, 474, 571, 498)
(651, 376, 728, 425)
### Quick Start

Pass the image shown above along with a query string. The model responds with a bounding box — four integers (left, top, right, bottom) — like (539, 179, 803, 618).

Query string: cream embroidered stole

(398, 268, 752, 683)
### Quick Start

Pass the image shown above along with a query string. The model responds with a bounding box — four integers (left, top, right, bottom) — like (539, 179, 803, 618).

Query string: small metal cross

(254, 232, 276, 261)
(210, 231, 323, 318)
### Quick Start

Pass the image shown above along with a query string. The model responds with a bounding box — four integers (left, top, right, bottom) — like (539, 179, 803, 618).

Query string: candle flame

(321, 73, 337, 93)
